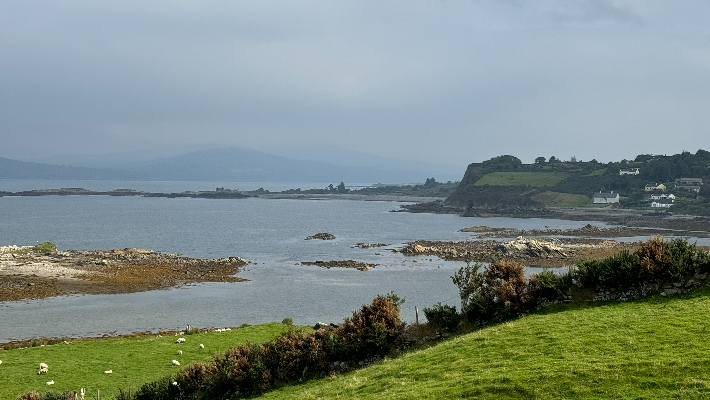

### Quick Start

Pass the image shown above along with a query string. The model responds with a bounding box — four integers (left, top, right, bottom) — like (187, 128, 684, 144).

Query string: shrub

(530, 268, 572, 300)
(114, 388, 136, 400)
(174, 362, 213, 398)
(422, 302, 459, 333)
(575, 250, 638, 288)
(32, 242, 57, 254)
(238, 323, 251, 328)
(208, 342, 272, 397)
(267, 329, 333, 382)
(333, 294, 405, 361)
(664, 237, 710, 280)
(135, 376, 180, 400)
(455, 260, 537, 324)
(636, 236, 667, 280)
(281, 318, 293, 325)
(15, 391, 41, 400)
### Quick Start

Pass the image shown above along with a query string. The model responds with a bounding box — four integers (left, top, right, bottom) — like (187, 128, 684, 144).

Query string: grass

(474, 172, 567, 187)
(585, 168, 607, 177)
(531, 191, 590, 207)
(0, 323, 297, 399)
(256, 288, 710, 400)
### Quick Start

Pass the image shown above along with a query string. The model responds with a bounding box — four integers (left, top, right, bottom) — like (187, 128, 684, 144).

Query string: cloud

(1, 1, 710, 165)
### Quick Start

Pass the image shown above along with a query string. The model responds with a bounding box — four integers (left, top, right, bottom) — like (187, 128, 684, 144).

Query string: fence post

(415, 306, 419, 325)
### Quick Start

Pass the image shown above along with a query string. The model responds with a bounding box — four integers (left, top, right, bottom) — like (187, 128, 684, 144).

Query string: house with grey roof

(593, 191, 620, 204)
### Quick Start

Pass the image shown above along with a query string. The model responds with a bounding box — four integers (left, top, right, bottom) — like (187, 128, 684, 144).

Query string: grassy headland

(258, 289, 710, 399)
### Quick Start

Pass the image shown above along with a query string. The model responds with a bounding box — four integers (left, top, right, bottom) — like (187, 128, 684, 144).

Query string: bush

(15, 392, 41, 400)
(530, 268, 573, 300)
(281, 318, 293, 325)
(575, 250, 638, 288)
(422, 302, 459, 333)
(454, 260, 537, 324)
(333, 294, 405, 361)
(135, 376, 180, 400)
(32, 242, 57, 254)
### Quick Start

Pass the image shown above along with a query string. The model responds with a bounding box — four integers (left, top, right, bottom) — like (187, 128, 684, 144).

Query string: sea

(0, 180, 701, 342)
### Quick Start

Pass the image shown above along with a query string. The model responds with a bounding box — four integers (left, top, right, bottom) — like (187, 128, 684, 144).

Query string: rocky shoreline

(301, 260, 376, 271)
(0, 246, 248, 302)
(399, 237, 638, 268)
(459, 224, 699, 238)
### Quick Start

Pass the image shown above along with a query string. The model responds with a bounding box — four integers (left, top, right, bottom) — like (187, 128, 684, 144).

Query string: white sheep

(46, 380, 54, 385)
(172, 360, 180, 366)
(176, 338, 186, 343)
(104, 370, 112, 374)
(199, 344, 204, 349)
(177, 350, 183, 355)
(172, 381, 178, 386)
(38, 367, 48, 375)
(0, 360, 3, 365)
(39, 362, 48, 369)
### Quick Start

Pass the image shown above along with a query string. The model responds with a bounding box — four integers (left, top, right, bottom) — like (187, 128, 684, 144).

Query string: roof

(593, 192, 618, 199)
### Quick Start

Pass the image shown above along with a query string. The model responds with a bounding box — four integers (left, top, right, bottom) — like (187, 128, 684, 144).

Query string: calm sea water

(0, 180, 696, 341)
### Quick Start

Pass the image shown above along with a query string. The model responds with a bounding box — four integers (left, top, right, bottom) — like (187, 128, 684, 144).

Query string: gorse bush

(422, 302, 459, 333)
(531, 268, 573, 300)
(31, 242, 57, 254)
(575, 236, 710, 288)
(129, 294, 405, 400)
(453, 260, 538, 324)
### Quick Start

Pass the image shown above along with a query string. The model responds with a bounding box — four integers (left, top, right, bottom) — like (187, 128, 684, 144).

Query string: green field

(0, 323, 295, 399)
(257, 289, 710, 400)
(532, 191, 590, 207)
(474, 172, 566, 187)
(585, 168, 607, 177)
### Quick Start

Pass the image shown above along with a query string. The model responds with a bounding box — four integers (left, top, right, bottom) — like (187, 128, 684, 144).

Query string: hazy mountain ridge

(1, 147, 457, 183)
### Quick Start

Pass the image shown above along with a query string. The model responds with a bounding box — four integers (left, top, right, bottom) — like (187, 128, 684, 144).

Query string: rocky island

(0, 244, 248, 302)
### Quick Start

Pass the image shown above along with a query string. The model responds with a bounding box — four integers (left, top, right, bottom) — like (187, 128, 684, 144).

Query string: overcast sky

(2, 1, 709, 167)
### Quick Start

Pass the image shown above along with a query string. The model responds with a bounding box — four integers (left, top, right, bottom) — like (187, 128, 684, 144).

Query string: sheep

(176, 338, 186, 343)
(199, 344, 204, 349)
(0, 360, 3, 365)
(177, 350, 182, 355)
(172, 381, 178, 386)
(172, 360, 180, 366)
(46, 380, 54, 385)
(38, 363, 49, 374)
(104, 370, 112, 374)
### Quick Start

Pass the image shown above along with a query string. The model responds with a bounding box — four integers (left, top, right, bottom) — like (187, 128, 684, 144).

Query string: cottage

(644, 183, 667, 192)
(650, 193, 675, 200)
(678, 185, 701, 193)
(593, 191, 620, 204)
(676, 178, 703, 186)
(651, 198, 674, 208)
(619, 168, 640, 176)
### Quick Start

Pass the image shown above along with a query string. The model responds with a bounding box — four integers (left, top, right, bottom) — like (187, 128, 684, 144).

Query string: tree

(549, 156, 559, 163)
(535, 157, 546, 164)
(423, 177, 437, 187)
(337, 182, 347, 193)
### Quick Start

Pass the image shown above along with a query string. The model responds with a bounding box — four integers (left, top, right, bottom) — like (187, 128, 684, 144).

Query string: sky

(1, 0, 710, 167)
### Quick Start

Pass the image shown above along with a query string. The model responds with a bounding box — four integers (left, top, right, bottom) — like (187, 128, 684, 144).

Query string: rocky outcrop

(354, 243, 388, 249)
(301, 260, 375, 271)
(305, 233, 336, 240)
(400, 237, 633, 267)
(0, 245, 249, 302)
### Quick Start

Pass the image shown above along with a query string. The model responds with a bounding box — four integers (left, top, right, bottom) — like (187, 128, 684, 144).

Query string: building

(593, 191, 620, 204)
(650, 193, 675, 200)
(676, 178, 703, 186)
(644, 183, 667, 192)
(678, 185, 701, 193)
(651, 199, 674, 208)
(619, 168, 640, 176)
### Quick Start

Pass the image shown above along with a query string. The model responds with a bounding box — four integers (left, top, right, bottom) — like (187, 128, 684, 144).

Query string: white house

(650, 193, 675, 200)
(651, 199, 674, 208)
(619, 168, 640, 176)
(593, 191, 620, 204)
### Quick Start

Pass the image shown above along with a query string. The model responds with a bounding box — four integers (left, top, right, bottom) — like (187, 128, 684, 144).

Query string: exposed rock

(354, 243, 388, 249)
(305, 233, 336, 240)
(0, 245, 249, 302)
(301, 260, 375, 271)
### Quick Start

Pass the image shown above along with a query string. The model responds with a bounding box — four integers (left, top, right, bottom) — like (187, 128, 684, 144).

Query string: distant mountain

(0, 156, 129, 180)
(2, 147, 451, 183)
(268, 146, 463, 183)
(127, 147, 417, 183)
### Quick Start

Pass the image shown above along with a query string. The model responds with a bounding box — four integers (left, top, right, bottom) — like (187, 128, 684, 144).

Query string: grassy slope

(259, 289, 710, 400)
(474, 172, 566, 187)
(531, 191, 590, 207)
(0, 323, 294, 399)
